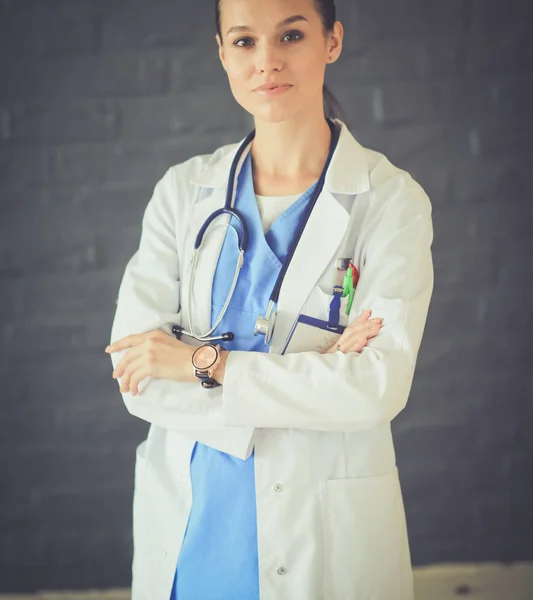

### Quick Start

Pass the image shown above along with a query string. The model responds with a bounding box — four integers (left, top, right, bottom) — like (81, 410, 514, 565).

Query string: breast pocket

(320, 467, 414, 599)
(302, 285, 353, 327)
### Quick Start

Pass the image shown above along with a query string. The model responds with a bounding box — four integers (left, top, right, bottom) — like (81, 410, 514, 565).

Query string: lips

(254, 82, 292, 92)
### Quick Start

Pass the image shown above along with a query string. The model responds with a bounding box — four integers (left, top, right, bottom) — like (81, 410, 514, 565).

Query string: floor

(414, 562, 533, 599)
(1, 562, 532, 599)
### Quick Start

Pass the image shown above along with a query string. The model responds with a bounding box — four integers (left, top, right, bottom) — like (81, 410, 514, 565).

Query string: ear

(216, 34, 227, 72)
(327, 21, 344, 64)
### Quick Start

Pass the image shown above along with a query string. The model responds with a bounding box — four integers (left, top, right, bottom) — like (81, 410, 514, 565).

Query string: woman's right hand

(326, 310, 383, 354)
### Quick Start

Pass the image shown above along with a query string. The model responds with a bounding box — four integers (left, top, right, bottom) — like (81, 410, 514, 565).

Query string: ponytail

(323, 83, 346, 122)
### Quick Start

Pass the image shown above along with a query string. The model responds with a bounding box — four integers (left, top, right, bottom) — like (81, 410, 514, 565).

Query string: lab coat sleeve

(222, 183, 434, 430)
(109, 166, 255, 460)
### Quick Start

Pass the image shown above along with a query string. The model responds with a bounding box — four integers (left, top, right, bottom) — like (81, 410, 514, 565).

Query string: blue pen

(328, 285, 343, 329)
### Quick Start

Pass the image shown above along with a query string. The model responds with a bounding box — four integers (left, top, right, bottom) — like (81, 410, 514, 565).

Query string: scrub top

(170, 152, 318, 599)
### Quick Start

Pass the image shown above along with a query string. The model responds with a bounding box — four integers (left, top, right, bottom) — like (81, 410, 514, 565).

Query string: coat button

(274, 484, 283, 492)
(159, 550, 167, 560)
(277, 566, 286, 575)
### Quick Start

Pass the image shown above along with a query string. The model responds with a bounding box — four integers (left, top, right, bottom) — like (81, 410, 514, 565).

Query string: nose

(255, 40, 284, 74)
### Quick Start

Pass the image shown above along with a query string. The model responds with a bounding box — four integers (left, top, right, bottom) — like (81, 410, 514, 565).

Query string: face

(216, 0, 343, 123)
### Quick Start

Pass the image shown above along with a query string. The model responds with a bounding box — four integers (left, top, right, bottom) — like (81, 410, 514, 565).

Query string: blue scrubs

(171, 153, 317, 599)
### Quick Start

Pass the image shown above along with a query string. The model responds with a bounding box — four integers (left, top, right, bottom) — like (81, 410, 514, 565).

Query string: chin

(245, 102, 301, 125)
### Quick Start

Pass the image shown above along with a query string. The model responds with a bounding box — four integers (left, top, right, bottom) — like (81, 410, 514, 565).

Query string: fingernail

(105, 346, 111, 352)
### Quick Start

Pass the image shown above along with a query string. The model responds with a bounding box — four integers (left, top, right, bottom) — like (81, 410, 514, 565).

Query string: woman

(105, 0, 434, 598)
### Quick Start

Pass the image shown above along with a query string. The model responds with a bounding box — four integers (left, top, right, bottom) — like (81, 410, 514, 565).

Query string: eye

(282, 30, 304, 43)
(233, 37, 254, 48)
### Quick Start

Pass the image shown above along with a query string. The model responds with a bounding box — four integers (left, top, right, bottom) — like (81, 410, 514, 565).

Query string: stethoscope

(172, 117, 341, 346)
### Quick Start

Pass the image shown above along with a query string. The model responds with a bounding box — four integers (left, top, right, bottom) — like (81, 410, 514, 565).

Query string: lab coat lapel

(266, 120, 372, 353)
(269, 189, 349, 354)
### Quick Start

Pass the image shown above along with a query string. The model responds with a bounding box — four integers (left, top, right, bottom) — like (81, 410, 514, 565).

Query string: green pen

(342, 267, 355, 315)
(346, 287, 355, 315)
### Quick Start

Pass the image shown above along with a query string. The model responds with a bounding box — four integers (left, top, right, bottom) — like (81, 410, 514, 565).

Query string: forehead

(219, 0, 319, 31)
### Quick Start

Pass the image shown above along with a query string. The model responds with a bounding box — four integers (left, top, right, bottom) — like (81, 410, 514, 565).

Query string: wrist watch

(191, 343, 223, 388)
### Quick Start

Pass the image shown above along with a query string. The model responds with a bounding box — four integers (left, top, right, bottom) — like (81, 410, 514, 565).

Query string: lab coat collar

(189, 118, 370, 196)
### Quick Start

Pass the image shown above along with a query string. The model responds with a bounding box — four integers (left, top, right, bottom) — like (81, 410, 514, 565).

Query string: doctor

(106, 0, 434, 598)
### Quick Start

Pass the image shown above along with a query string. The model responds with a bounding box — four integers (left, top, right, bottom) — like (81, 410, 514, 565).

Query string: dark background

(1, 0, 532, 593)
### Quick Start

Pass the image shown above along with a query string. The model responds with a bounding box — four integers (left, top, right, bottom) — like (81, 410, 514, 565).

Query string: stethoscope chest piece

(254, 300, 277, 345)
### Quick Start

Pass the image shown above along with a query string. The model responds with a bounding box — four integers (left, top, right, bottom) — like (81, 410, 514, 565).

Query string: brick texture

(0, 0, 532, 592)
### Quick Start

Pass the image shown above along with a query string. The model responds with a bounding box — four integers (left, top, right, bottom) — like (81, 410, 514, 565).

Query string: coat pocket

(303, 286, 353, 327)
(321, 467, 414, 600)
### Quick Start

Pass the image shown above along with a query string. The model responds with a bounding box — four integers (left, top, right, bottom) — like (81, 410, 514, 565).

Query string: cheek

(224, 55, 251, 85)
(298, 53, 326, 85)
(225, 61, 255, 105)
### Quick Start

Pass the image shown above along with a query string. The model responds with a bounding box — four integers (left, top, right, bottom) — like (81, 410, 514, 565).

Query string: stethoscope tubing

(268, 118, 339, 305)
(184, 118, 341, 344)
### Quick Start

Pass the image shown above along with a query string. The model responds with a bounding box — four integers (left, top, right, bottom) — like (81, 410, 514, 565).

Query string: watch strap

(198, 375, 221, 389)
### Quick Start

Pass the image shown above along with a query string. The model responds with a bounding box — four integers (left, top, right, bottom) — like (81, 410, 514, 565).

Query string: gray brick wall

(0, 0, 532, 593)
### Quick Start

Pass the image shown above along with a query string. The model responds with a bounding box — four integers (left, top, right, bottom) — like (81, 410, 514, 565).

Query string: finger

(344, 321, 382, 338)
(341, 326, 379, 349)
(113, 346, 143, 379)
(328, 326, 364, 353)
(129, 366, 150, 397)
(336, 336, 367, 354)
(338, 335, 365, 353)
(366, 322, 382, 334)
(360, 321, 382, 332)
(341, 331, 373, 352)
(345, 310, 372, 328)
(346, 316, 382, 331)
(326, 317, 382, 354)
(342, 340, 366, 353)
(332, 330, 364, 353)
(358, 325, 381, 342)
(119, 356, 145, 394)
(365, 319, 382, 329)
(334, 318, 383, 353)
(353, 310, 372, 323)
(106, 334, 146, 353)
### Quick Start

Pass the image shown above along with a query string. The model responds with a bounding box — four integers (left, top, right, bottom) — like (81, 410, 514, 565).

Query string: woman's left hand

(105, 330, 196, 396)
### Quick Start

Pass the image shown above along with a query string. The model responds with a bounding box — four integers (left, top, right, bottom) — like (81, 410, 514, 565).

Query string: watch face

(194, 345, 217, 369)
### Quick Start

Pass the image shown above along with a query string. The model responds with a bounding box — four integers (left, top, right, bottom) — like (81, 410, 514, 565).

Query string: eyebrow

(226, 15, 308, 36)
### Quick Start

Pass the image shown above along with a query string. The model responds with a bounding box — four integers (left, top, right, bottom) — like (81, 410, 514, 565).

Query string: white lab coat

(109, 118, 434, 600)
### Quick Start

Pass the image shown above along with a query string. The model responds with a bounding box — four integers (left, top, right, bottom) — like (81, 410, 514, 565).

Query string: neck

(250, 109, 332, 184)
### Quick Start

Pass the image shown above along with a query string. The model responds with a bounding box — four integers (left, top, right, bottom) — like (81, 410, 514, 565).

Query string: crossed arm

(106, 169, 434, 459)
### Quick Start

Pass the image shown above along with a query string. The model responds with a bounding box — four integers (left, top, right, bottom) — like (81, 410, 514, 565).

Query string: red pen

(349, 262, 360, 288)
